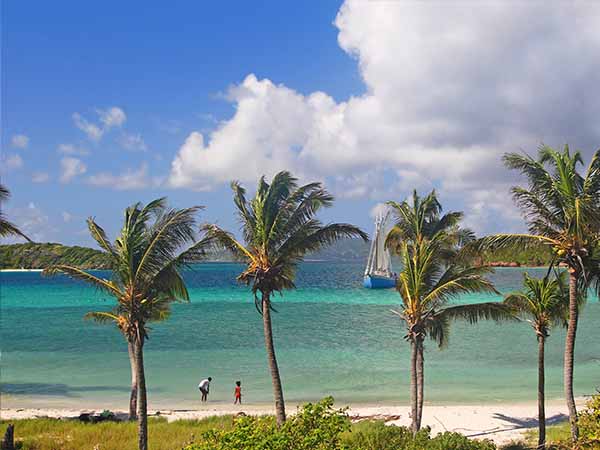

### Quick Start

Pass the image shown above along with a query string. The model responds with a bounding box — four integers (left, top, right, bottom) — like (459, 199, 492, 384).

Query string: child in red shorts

(234, 380, 242, 404)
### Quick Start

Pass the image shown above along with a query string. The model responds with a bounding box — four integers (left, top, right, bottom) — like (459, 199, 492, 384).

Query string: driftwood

(349, 414, 402, 422)
(1, 424, 14, 450)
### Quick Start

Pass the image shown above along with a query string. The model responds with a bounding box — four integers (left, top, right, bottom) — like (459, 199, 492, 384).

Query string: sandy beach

(0, 399, 586, 445)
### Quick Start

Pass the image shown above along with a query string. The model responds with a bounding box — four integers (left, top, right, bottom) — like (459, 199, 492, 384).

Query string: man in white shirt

(198, 377, 212, 402)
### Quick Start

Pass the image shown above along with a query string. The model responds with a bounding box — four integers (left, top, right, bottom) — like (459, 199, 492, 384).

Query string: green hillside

(0, 243, 111, 270)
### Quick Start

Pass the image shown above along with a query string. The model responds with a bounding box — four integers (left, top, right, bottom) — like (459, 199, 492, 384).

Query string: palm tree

(0, 184, 30, 241)
(504, 272, 568, 449)
(392, 233, 514, 434)
(43, 198, 212, 450)
(480, 145, 600, 441)
(203, 171, 368, 424)
(386, 190, 514, 434)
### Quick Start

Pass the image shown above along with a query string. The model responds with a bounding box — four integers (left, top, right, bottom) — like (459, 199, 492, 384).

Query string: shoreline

(0, 398, 586, 445)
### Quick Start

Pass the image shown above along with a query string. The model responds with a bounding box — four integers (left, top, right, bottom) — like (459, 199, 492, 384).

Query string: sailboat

(363, 211, 397, 289)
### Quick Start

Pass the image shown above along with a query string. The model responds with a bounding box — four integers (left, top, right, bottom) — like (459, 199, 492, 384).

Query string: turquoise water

(1, 263, 598, 409)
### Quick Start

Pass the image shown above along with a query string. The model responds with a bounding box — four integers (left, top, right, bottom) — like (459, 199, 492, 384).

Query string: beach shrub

(578, 393, 600, 448)
(343, 420, 496, 450)
(185, 397, 351, 450)
(186, 397, 498, 450)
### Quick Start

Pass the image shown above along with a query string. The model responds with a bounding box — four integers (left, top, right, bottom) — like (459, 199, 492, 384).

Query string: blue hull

(363, 274, 397, 289)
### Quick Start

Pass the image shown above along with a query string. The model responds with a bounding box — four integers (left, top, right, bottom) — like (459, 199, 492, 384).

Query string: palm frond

(86, 218, 116, 256)
(439, 302, 517, 325)
(43, 265, 121, 296)
(84, 311, 120, 324)
(201, 223, 254, 261)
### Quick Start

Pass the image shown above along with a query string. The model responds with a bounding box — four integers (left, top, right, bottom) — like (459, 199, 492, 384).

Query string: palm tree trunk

(416, 338, 424, 431)
(262, 292, 286, 425)
(134, 338, 148, 450)
(537, 335, 546, 450)
(564, 270, 579, 442)
(128, 341, 138, 421)
(410, 337, 418, 435)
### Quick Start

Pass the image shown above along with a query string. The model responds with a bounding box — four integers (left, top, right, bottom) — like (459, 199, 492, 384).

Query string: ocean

(1, 263, 598, 409)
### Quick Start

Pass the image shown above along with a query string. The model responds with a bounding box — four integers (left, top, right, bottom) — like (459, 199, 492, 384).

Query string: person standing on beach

(234, 380, 242, 405)
(198, 377, 212, 402)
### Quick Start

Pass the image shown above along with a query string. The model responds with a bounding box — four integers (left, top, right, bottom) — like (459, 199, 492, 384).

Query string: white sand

(0, 399, 586, 445)
(0, 268, 43, 272)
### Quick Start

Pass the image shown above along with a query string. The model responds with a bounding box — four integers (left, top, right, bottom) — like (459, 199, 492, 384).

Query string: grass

(0, 416, 575, 450)
(0, 416, 234, 450)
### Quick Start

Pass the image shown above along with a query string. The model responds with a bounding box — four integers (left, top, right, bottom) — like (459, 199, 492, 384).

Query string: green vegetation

(0, 242, 111, 269)
(4, 396, 600, 449)
(480, 145, 600, 442)
(43, 199, 214, 450)
(504, 272, 569, 449)
(0, 416, 233, 450)
(385, 190, 514, 433)
(478, 247, 554, 267)
(204, 172, 368, 424)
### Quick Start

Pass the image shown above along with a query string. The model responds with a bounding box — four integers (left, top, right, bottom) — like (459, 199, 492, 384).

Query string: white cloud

(118, 132, 147, 151)
(72, 106, 126, 141)
(168, 1, 600, 234)
(87, 163, 153, 190)
(62, 211, 73, 223)
(98, 107, 126, 128)
(3, 154, 24, 171)
(60, 157, 87, 183)
(31, 172, 50, 183)
(11, 134, 29, 149)
(3, 202, 54, 243)
(72, 113, 103, 141)
(57, 143, 90, 156)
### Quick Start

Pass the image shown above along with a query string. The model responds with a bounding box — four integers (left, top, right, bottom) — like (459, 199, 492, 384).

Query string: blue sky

(3, 1, 600, 245)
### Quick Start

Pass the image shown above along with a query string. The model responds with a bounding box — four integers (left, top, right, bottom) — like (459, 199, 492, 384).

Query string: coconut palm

(479, 145, 600, 441)
(0, 184, 30, 241)
(43, 198, 212, 450)
(392, 231, 514, 434)
(386, 190, 497, 432)
(504, 272, 568, 449)
(203, 171, 368, 424)
(386, 190, 475, 256)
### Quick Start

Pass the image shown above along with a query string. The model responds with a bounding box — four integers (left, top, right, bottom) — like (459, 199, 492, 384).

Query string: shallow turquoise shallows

(1, 263, 598, 409)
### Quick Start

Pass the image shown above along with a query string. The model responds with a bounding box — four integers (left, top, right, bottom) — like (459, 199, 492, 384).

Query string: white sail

(364, 210, 394, 277)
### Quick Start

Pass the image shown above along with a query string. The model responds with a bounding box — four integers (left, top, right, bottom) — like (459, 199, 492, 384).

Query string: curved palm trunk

(537, 335, 546, 450)
(262, 293, 286, 425)
(134, 338, 148, 450)
(416, 339, 424, 431)
(409, 337, 418, 435)
(564, 270, 579, 442)
(128, 341, 138, 421)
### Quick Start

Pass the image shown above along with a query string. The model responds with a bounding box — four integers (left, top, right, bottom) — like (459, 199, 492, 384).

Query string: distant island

(0, 239, 553, 270)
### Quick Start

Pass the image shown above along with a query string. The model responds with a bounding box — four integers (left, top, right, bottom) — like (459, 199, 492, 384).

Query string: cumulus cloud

(72, 106, 126, 141)
(31, 172, 50, 183)
(11, 134, 29, 149)
(3, 154, 24, 171)
(118, 132, 147, 151)
(4, 202, 54, 242)
(87, 163, 153, 190)
(60, 157, 87, 183)
(57, 143, 90, 156)
(168, 0, 600, 233)
(98, 107, 126, 128)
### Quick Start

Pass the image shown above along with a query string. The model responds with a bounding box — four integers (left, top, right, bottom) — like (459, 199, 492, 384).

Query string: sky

(2, 1, 600, 246)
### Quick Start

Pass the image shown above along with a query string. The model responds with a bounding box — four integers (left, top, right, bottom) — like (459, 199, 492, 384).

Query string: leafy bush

(186, 397, 497, 450)
(343, 420, 495, 450)
(578, 393, 600, 449)
(186, 397, 350, 450)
